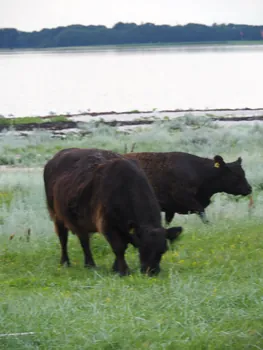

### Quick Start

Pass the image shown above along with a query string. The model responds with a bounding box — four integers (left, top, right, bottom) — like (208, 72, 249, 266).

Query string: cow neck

(198, 160, 224, 196)
(123, 188, 162, 230)
(129, 210, 161, 232)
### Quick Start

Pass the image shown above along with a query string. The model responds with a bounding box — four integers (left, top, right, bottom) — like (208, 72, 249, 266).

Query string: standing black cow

(125, 152, 252, 224)
(43, 148, 182, 276)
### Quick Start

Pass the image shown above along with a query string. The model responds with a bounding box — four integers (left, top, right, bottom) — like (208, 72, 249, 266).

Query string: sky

(1, 0, 263, 32)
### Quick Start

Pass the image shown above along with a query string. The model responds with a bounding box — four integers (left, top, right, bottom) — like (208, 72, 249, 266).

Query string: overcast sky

(1, 0, 263, 32)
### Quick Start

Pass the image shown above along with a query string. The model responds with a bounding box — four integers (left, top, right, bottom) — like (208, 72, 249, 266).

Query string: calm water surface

(1, 44, 263, 117)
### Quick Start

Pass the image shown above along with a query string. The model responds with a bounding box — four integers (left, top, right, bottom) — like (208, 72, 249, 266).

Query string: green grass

(0, 118, 263, 349)
(0, 191, 13, 208)
(0, 190, 15, 225)
(1, 220, 263, 349)
(0, 115, 69, 127)
(0, 168, 263, 349)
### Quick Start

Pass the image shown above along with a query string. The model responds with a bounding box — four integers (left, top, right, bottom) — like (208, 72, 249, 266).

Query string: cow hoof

(112, 265, 130, 276)
(60, 260, 71, 267)
(112, 267, 130, 276)
(118, 269, 130, 277)
(84, 263, 97, 269)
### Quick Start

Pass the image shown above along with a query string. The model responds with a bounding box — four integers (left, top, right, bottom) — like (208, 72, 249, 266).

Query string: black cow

(125, 152, 252, 224)
(43, 148, 182, 276)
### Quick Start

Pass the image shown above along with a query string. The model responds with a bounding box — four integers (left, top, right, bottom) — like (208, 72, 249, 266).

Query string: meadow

(0, 116, 263, 349)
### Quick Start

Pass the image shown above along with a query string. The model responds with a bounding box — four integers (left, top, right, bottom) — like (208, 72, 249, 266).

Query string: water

(1, 44, 263, 117)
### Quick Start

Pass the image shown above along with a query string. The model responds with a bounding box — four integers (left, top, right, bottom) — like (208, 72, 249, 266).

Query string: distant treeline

(1, 22, 263, 48)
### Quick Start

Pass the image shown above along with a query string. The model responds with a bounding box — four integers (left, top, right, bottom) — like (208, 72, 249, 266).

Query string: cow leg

(54, 220, 70, 266)
(105, 231, 130, 276)
(77, 234, 96, 268)
(165, 211, 175, 226)
(199, 211, 209, 224)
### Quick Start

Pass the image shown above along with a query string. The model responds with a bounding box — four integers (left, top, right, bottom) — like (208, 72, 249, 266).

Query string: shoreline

(1, 40, 263, 52)
(5, 107, 263, 119)
(39, 107, 263, 119)
(1, 108, 263, 136)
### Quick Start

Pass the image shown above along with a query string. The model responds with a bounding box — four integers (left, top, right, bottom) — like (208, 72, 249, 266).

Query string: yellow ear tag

(129, 228, 135, 235)
(214, 162, 220, 168)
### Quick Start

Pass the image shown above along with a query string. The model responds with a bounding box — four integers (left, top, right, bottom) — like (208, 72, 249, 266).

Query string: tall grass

(0, 118, 263, 349)
(0, 118, 263, 174)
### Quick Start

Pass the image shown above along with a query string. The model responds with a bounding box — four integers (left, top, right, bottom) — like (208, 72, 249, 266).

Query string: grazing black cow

(125, 152, 252, 224)
(43, 148, 182, 276)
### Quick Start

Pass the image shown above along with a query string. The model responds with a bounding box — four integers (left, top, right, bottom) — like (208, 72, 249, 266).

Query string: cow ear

(165, 226, 183, 243)
(213, 155, 225, 169)
(237, 157, 242, 165)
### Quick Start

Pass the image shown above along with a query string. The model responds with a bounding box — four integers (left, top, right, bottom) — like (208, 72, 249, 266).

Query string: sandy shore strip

(68, 108, 263, 123)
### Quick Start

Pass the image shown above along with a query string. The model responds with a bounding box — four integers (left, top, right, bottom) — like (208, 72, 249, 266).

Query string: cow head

(138, 226, 183, 276)
(213, 155, 252, 196)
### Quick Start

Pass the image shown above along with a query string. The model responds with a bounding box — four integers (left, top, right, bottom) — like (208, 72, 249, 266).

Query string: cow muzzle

(141, 265, 161, 276)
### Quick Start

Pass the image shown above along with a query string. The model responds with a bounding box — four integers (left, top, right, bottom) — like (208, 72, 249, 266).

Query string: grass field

(0, 116, 69, 127)
(0, 118, 263, 349)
